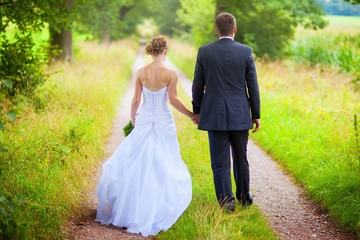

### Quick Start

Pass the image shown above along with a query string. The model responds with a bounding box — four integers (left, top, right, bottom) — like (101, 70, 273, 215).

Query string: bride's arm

(131, 74, 142, 125)
(168, 72, 194, 119)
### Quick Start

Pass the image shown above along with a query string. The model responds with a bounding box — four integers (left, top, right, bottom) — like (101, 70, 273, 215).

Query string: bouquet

(123, 120, 134, 137)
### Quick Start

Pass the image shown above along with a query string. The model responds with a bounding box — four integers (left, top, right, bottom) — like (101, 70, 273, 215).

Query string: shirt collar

(219, 36, 234, 41)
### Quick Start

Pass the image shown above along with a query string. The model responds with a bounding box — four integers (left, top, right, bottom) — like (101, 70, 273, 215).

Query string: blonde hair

(145, 35, 168, 56)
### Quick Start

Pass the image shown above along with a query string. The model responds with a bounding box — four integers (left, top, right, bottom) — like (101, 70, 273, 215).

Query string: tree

(77, 0, 168, 43)
(216, 0, 327, 59)
(77, 0, 135, 43)
(50, 0, 77, 62)
(152, 0, 182, 36)
(0, 0, 79, 100)
(177, 0, 327, 59)
(77, 0, 183, 43)
(177, 0, 216, 46)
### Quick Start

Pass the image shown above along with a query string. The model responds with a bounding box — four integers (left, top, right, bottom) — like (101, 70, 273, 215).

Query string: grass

(0, 39, 137, 239)
(291, 15, 360, 82)
(156, 87, 278, 239)
(168, 34, 360, 237)
(254, 60, 360, 235)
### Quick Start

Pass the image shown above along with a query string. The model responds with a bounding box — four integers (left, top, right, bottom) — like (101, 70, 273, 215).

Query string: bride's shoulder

(137, 65, 150, 76)
(162, 67, 177, 76)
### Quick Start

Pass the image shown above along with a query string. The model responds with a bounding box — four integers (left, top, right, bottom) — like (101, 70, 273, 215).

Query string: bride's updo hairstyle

(145, 35, 168, 56)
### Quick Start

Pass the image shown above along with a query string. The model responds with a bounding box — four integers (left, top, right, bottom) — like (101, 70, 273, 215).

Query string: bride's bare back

(137, 62, 175, 92)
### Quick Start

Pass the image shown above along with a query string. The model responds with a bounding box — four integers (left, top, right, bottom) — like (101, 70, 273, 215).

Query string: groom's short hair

(215, 12, 236, 37)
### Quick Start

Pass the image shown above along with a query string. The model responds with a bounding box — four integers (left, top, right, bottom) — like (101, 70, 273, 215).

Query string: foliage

(177, 0, 216, 46)
(77, 0, 181, 42)
(216, 0, 327, 59)
(176, 0, 327, 58)
(123, 120, 134, 137)
(0, 0, 81, 100)
(0, 33, 48, 99)
(290, 32, 360, 83)
(0, 40, 137, 239)
(169, 38, 360, 236)
(152, 0, 182, 35)
(77, 0, 134, 41)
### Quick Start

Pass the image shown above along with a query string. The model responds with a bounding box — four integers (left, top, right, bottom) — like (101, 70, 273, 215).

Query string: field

(296, 15, 360, 36)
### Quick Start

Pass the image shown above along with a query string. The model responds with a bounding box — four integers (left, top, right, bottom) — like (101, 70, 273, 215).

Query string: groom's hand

(252, 119, 260, 133)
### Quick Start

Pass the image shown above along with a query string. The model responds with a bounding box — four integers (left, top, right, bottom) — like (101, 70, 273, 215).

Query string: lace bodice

(136, 86, 174, 126)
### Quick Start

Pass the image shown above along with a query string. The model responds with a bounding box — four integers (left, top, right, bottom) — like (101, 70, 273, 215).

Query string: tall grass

(290, 33, 359, 82)
(157, 88, 277, 239)
(254, 60, 360, 235)
(168, 38, 360, 236)
(0, 39, 137, 239)
(291, 16, 360, 83)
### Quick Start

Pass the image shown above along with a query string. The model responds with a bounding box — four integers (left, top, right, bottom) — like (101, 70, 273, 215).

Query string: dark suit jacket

(192, 38, 260, 131)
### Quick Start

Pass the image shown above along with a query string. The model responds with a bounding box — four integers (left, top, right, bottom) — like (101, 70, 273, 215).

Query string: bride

(95, 35, 197, 237)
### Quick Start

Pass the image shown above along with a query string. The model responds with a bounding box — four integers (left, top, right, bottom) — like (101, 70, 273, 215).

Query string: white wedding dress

(95, 86, 192, 237)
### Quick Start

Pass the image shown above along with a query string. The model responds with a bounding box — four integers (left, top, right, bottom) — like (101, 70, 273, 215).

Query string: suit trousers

(207, 130, 249, 205)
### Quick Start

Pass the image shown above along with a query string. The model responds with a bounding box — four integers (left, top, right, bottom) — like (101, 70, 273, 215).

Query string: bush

(290, 33, 360, 83)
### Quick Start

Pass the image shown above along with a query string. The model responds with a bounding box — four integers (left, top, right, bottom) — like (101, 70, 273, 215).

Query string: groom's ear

(215, 26, 220, 37)
(233, 25, 237, 34)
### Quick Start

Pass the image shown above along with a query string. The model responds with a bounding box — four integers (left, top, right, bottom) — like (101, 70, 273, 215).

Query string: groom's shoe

(241, 193, 253, 207)
(224, 200, 235, 213)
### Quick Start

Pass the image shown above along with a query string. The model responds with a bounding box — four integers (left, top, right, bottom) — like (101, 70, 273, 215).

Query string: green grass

(0, 39, 137, 239)
(156, 88, 278, 240)
(253, 60, 360, 235)
(168, 36, 360, 237)
(291, 17, 360, 82)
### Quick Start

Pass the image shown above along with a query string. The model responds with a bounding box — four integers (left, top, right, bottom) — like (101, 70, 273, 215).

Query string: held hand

(190, 113, 200, 125)
(252, 119, 260, 133)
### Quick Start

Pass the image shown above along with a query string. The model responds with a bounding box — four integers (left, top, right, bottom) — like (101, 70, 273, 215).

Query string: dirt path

(67, 49, 356, 240)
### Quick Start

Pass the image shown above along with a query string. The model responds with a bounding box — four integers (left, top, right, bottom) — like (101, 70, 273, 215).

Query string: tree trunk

(51, 29, 73, 62)
(101, 27, 110, 45)
(50, 0, 75, 62)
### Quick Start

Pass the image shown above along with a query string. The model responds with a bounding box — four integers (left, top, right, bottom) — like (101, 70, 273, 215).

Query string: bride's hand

(190, 113, 199, 125)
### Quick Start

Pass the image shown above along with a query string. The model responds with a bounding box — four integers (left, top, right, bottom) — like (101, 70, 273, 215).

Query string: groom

(192, 12, 260, 211)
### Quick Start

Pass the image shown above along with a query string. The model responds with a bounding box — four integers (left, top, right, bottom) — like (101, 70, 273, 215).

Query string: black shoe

(242, 193, 253, 207)
(224, 200, 235, 212)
